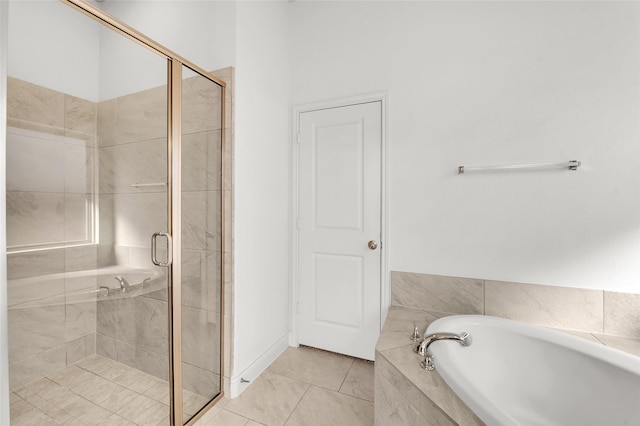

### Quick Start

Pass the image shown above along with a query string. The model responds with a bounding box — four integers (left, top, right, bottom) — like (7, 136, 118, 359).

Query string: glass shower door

(178, 65, 224, 423)
(6, 1, 174, 425)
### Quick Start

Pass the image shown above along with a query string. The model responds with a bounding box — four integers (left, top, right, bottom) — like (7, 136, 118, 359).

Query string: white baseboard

(229, 334, 289, 398)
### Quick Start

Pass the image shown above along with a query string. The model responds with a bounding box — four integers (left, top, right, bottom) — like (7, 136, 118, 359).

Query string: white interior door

(297, 101, 382, 361)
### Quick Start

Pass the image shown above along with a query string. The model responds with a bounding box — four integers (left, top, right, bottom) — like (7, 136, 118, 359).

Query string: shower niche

(5, 1, 226, 424)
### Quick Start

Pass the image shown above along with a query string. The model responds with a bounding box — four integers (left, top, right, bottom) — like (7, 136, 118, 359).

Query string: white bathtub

(425, 315, 640, 426)
(8, 266, 165, 307)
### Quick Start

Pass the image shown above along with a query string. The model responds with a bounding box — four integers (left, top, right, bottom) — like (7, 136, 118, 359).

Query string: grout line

(336, 360, 354, 394)
(281, 384, 311, 426)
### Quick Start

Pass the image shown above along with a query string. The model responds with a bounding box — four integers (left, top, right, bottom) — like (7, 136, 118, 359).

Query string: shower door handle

(151, 232, 173, 267)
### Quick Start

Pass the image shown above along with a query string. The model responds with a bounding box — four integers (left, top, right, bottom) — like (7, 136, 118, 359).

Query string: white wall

(232, 0, 291, 393)
(7, 0, 100, 101)
(98, 1, 236, 100)
(290, 1, 640, 293)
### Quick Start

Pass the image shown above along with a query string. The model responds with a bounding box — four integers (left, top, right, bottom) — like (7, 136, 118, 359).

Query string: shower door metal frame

(58, 1, 226, 425)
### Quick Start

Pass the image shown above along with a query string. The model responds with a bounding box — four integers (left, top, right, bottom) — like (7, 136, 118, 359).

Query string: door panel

(314, 122, 363, 230)
(298, 101, 381, 361)
(179, 65, 223, 423)
(314, 253, 363, 328)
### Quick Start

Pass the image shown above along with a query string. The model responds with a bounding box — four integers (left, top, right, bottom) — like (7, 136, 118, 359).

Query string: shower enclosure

(5, 1, 225, 424)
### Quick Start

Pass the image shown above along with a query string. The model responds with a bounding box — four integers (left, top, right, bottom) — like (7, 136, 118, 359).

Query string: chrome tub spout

(114, 275, 131, 293)
(415, 332, 472, 371)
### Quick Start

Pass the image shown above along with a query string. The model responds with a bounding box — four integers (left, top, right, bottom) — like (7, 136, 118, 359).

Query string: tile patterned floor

(195, 346, 374, 426)
(9, 354, 209, 426)
(10, 346, 374, 426)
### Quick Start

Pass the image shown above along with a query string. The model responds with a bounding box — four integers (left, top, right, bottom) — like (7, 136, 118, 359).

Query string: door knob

(368, 240, 378, 250)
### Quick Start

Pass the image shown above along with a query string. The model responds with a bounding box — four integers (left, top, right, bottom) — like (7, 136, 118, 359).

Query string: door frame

(290, 92, 390, 349)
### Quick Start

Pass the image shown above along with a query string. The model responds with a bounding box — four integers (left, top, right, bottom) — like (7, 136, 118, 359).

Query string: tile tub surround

(7, 247, 99, 390)
(382, 271, 640, 425)
(391, 271, 640, 339)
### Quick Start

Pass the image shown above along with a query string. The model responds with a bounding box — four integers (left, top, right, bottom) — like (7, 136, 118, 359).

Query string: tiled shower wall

(391, 271, 640, 341)
(6, 77, 99, 389)
(95, 67, 233, 396)
(6, 69, 234, 395)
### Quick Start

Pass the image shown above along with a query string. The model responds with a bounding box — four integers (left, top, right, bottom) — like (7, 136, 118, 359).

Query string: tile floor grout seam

(281, 383, 312, 426)
(336, 359, 354, 395)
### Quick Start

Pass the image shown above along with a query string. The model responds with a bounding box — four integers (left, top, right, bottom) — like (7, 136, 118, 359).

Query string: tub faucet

(114, 276, 131, 293)
(415, 332, 472, 371)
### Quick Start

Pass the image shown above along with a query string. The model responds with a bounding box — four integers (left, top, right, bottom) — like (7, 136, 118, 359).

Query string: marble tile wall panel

(7, 77, 65, 128)
(64, 144, 95, 194)
(391, 272, 484, 315)
(485, 280, 604, 333)
(6, 129, 66, 193)
(374, 352, 462, 426)
(7, 192, 65, 247)
(182, 362, 220, 398)
(224, 189, 232, 254)
(98, 88, 167, 148)
(64, 193, 91, 243)
(593, 334, 640, 357)
(113, 297, 138, 346)
(376, 306, 444, 354)
(182, 305, 219, 373)
(215, 67, 233, 130)
(181, 191, 207, 251)
(96, 298, 119, 340)
(115, 340, 168, 381)
(132, 296, 168, 354)
(216, 66, 234, 386)
(9, 298, 66, 364)
(99, 194, 115, 245)
(223, 128, 233, 191)
(97, 98, 118, 147)
(96, 294, 168, 367)
(182, 250, 221, 313)
(112, 192, 167, 248)
(96, 334, 117, 360)
(8, 242, 97, 388)
(64, 245, 98, 274)
(392, 270, 640, 339)
(98, 138, 166, 195)
(66, 334, 96, 366)
(97, 244, 116, 267)
(65, 301, 97, 342)
(375, 370, 441, 426)
(64, 94, 97, 138)
(604, 291, 640, 338)
(206, 251, 223, 314)
(7, 275, 65, 308)
(182, 132, 209, 192)
(181, 191, 222, 252)
(9, 345, 67, 390)
(182, 75, 222, 134)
